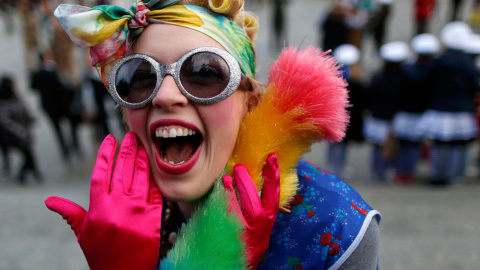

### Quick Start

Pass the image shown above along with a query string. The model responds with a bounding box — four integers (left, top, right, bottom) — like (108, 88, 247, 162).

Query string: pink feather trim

(268, 46, 350, 142)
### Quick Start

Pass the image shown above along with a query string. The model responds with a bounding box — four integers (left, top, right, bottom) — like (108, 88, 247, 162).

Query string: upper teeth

(155, 127, 197, 138)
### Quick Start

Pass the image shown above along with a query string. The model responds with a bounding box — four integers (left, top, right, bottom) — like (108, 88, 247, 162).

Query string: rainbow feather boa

(160, 46, 349, 268)
(228, 46, 349, 210)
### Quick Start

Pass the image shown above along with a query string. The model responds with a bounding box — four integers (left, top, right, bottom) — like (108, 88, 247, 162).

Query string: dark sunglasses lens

(180, 52, 230, 99)
(115, 58, 157, 104)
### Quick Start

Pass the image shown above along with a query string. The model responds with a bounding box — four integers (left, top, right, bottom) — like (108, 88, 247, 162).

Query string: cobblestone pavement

(1, 0, 480, 269)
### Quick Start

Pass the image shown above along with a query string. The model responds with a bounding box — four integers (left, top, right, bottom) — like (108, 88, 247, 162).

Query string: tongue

(164, 139, 196, 164)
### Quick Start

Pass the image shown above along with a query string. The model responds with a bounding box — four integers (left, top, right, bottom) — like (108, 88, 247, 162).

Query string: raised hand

(45, 132, 163, 270)
(223, 153, 280, 269)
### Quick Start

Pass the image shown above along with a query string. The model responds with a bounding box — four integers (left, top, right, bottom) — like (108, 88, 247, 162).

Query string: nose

(151, 75, 189, 110)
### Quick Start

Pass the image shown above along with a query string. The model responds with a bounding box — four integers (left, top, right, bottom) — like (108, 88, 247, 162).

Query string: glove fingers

(260, 153, 280, 217)
(131, 144, 151, 200)
(45, 196, 87, 238)
(222, 174, 246, 224)
(112, 132, 138, 195)
(90, 134, 117, 196)
(233, 164, 262, 227)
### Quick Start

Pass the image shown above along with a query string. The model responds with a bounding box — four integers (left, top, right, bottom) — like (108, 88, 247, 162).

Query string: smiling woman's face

(127, 24, 248, 203)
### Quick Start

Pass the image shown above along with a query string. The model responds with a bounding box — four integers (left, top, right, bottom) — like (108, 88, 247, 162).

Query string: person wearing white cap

(417, 22, 480, 185)
(441, 21, 471, 51)
(364, 41, 410, 181)
(411, 32, 441, 56)
(327, 44, 367, 178)
(391, 33, 439, 185)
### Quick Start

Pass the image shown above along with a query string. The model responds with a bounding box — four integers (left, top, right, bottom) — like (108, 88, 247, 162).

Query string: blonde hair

(177, 0, 259, 44)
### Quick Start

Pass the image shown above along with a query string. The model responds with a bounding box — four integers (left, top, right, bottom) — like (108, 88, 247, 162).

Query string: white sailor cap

(465, 33, 480, 55)
(380, 41, 410, 62)
(333, 44, 360, 65)
(411, 33, 440, 55)
(377, 0, 393, 4)
(441, 21, 471, 50)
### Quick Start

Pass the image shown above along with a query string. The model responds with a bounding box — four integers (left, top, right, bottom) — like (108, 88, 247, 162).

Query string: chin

(156, 179, 212, 203)
(151, 156, 217, 203)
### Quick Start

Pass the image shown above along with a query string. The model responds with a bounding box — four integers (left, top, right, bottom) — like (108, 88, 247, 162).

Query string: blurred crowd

(0, 0, 124, 184)
(319, 0, 480, 186)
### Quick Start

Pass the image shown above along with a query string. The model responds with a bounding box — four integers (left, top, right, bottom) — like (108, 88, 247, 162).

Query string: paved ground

(1, 0, 480, 269)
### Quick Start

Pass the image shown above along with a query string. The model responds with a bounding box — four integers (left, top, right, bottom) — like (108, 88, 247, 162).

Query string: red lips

(150, 119, 202, 175)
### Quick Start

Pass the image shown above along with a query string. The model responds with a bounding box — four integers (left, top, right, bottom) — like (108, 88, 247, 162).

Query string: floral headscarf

(54, 0, 255, 88)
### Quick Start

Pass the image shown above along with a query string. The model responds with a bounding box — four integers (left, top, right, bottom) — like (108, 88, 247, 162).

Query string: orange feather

(228, 46, 349, 210)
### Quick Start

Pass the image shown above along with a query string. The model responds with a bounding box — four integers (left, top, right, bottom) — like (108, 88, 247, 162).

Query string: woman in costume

(45, 0, 381, 269)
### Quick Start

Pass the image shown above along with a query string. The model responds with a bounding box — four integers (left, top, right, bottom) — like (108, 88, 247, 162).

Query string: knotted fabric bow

(54, 0, 255, 87)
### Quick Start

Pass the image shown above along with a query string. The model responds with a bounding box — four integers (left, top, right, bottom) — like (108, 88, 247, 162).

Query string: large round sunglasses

(108, 47, 243, 109)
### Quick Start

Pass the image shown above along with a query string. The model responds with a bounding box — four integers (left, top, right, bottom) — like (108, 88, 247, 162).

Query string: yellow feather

(228, 84, 324, 209)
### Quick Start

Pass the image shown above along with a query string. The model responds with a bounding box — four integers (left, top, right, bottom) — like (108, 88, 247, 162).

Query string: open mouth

(152, 125, 203, 175)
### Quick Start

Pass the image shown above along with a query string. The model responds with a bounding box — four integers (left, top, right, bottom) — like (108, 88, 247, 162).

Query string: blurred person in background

(344, 0, 370, 49)
(0, 0, 15, 35)
(18, 0, 40, 75)
(0, 75, 41, 184)
(418, 22, 480, 186)
(318, 0, 349, 52)
(470, 0, 480, 26)
(51, 11, 85, 159)
(0, 113, 10, 177)
(413, 0, 436, 35)
(392, 33, 440, 185)
(364, 41, 410, 182)
(271, 0, 289, 51)
(80, 52, 119, 151)
(31, 50, 78, 160)
(463, 33, 480, 177)
(450, 0, 464, 21)
(369, 0, 393, 52)
(327, 44, 367, 178)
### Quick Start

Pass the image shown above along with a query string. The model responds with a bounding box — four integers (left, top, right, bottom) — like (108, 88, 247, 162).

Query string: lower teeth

(168, 160, 185, 165)
(162, 154, 191, 165)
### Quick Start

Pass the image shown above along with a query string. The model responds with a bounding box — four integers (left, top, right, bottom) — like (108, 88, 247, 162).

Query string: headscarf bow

(54, 0, 255, 87)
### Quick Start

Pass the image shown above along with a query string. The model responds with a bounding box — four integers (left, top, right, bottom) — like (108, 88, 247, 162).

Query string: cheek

(202, 95, 246, 137)
(210, 100, 238, 126)
(126, 109, 149, 145)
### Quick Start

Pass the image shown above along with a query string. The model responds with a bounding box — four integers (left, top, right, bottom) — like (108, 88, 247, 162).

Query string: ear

(246, 90, 261, 112)
(240, 77, 263, 112)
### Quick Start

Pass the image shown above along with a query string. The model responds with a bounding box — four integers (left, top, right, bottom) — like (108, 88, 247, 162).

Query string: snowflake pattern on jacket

(257, 160, 381, 270)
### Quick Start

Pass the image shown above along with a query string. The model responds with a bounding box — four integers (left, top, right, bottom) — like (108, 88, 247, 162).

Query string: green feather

(160, 179, 248, 269)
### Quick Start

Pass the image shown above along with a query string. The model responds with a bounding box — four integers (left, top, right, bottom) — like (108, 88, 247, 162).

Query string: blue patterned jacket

(257, 160, 381, 270)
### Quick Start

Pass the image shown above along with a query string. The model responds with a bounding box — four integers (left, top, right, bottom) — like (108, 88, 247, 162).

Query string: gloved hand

(45, 132, 163, 270)
(222, 153, 280, 269)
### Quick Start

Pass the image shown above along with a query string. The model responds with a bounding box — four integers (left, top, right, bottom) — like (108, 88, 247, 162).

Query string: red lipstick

(150, 119, 202, 175)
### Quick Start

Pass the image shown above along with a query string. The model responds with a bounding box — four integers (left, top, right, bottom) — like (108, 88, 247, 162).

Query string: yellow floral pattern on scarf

(54, 0, 255, 89)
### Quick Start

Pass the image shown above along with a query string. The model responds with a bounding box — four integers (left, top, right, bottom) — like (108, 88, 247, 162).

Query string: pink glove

(222, 153, 280, 269)
(45, 132, 163, 270)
